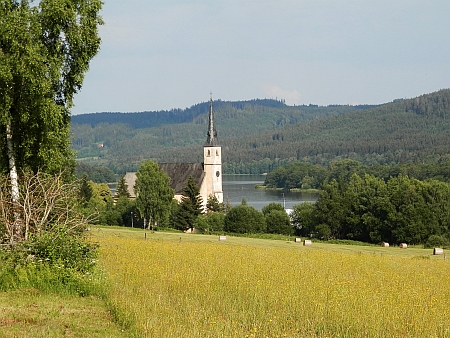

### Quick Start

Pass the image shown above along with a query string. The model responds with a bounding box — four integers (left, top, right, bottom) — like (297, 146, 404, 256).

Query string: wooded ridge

(71, 89, 450, 174)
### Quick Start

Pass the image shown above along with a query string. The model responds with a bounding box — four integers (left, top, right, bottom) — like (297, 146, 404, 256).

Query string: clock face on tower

(216, 171, 220, 177)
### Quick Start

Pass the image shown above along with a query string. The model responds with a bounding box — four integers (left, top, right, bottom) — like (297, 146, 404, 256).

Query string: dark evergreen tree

(116, 175, 130, 199)
(78, 174, 93, 207)
(206, 194, 224, 213)
(175, 176, 203, 231)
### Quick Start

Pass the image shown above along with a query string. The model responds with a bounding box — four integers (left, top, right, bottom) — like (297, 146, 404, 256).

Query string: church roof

(159, 163, 205, 194)
(124, 163, 205, 197)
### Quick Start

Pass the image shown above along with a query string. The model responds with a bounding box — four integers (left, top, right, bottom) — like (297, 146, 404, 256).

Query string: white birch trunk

(6, 122, 21, 244)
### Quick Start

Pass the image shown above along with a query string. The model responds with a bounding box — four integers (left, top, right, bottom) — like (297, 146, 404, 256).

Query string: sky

(72, 0, 450, 114)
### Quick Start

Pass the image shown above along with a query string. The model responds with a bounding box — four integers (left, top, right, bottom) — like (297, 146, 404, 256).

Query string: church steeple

(205, 94, 218, 146)
(202, 93, 223, 204)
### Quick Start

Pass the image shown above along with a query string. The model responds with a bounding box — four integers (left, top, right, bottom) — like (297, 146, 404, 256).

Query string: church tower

(203, 96, 223, 204)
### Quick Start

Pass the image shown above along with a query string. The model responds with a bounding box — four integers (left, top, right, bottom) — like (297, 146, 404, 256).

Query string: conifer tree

(206, 194, 224, 213)
(175, 176, 203, 231)
(115, 175, 130, 199)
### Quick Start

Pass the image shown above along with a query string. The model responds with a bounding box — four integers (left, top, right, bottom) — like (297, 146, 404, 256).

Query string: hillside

(149, 89, 450, 173)
(71, 99, 368, 172)
(70, 89, 450, 174)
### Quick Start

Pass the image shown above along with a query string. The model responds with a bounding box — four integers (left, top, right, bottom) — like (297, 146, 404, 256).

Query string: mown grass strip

(0, 288, 126, 338)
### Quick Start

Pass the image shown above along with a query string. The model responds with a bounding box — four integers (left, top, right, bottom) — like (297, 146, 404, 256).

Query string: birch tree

(0, 0, 103, 244)
(135, 161, 174, 229)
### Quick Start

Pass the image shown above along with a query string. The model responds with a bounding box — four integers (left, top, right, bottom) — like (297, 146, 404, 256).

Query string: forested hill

(71, 99, 371, 172)
(71, 89, 450, 174)
(153, 89, 450, 173)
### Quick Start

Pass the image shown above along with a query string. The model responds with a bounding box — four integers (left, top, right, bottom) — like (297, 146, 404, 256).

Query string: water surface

(223, 175, 318, 210)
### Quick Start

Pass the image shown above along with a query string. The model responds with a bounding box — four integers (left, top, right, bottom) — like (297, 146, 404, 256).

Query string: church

(123, 97, 223, 209)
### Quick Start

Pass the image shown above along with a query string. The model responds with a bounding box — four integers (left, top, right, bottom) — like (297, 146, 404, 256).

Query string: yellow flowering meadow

(96, 232, 450, 337)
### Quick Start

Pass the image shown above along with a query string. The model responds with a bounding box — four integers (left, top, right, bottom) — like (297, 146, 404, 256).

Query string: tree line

(263, 159, 450, 190)
(291, 174, 450, 247)
(78, 158, 450, 249)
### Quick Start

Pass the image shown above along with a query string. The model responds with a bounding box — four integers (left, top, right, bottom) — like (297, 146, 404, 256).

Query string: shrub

(265, 210, 293, 235)
(315, 224, 331, 240)
(424, 235, 450, 249)
(0, 242, 100, 296)
(261, 202, 285, 216)
(207, 212, 225, 232)
(224, 205, 266, 234)
(23, 226, 98, 273)
(0, 171, 99, 295)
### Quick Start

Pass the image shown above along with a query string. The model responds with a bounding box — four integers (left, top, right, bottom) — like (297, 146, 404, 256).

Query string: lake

(109, 175, 319, 211)
(223, 175, 318, 210)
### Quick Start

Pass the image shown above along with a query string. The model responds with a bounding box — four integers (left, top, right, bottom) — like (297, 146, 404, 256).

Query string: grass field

(0, 288, 126, 338)
(93, 227, 450, 337)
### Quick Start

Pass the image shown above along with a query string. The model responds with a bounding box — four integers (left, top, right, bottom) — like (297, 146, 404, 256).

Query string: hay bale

(303, 240, 312, 246)
(218, 235, 227, 241)
(381, 242, 389, 247)
(399, 243, 408, 249)
(433, 248, 444, 255)
(294, 238, 302, 243)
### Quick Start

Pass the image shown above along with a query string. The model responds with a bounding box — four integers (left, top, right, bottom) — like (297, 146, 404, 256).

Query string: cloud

(261, 84, 301, 105)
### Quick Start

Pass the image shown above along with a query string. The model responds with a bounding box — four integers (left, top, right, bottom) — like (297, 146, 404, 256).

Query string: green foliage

(192, 214, 209, 234)
(135, 160, 174, 228)
(315, 224, 331, 240)
(424, 235, 450, 249)
(262, 202, 285, 216)
(264, 162, 326, 189)
(0, 253, 100, 296)
(206, 212, 225, 233)
(265, 210, 293, 235)
(311, 174, 450, 245)
(78, 174, 93, 206)
(262, 159, 450, 191)
(194, 212, 226, 234)
(224, 205, 266, 234)
(175, 199, 196, 231)
(0, 225, 99, 296)
(0, 0, 103, 175)
(291, 202, 316, 237)
(0, 0, 103, 297)
(70, 100, 363, 173)
(75, 162, 116, 183)
(23, 227, 98, 273)
(325, 239, 374, 246)
(175, 176, 203, 231)
(115, 175, 130, 199)
(206, 194, 224, 213)
(181, 176, 204, 212)
(93, 182, 113, 205)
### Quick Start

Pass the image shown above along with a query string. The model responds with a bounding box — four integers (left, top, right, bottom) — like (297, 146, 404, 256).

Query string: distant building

(123, 97, 223, 209)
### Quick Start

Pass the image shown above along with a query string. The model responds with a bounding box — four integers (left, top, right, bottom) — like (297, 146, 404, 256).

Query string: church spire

(205, 93, 218, 146)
